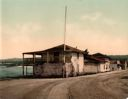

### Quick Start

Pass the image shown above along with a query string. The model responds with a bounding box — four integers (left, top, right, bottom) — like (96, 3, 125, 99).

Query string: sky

(1, 0, 128, 59)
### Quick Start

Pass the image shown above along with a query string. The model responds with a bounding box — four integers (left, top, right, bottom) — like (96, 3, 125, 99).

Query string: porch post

(33, 53, 36, 76)
(97, 64, 100, 73)
(47, 51, 49, 63)
(22, 53, 25, 76)
(97, 65, 99, 73)
(26, 66, 27, 76)
(125, 60, 127, 69)
(63, 50, 66, 78)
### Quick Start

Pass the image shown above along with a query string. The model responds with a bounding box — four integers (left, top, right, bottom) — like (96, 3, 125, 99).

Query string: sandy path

(0, 70, 128, 99)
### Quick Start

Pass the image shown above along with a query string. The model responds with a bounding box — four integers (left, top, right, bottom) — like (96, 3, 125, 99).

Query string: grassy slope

(108, 55, 128, 60)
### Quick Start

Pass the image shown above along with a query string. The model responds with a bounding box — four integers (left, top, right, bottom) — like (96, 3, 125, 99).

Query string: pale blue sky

(1, 0, 128, 58)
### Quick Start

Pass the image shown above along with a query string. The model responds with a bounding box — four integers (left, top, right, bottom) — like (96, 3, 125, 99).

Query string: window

(54, 52, 59, 63)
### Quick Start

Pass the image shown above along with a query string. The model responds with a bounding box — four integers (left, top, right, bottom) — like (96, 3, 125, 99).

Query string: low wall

(84, 63, 98, 74)
(34, 63, 75, 77)
(34, 63, 63, 77)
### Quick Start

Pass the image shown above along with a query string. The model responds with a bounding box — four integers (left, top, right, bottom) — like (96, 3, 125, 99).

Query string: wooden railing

(23, 58, 45, 66)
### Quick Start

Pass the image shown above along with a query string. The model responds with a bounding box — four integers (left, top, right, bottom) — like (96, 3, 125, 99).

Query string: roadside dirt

(0, 70, 128, 99)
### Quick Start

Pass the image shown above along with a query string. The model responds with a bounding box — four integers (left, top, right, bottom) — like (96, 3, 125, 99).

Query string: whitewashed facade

(98, 61, 110, 72)
(71, 53, 84, 76)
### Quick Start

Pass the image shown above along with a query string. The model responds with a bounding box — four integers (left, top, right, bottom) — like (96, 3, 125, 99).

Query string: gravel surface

(0, 70, 128, 99)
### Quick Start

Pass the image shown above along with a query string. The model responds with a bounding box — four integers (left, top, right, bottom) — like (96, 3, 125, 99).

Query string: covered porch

(22, 50, 65, 77)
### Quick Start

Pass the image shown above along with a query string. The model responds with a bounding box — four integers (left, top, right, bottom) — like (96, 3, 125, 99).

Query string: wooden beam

(97, 64, 99, 73)
(22, 53, 25, 76)
(63, 52, 66, 63)
(63, 65, 65, 78)
(41, 54, 43, 60)
(33, 53, 36, 76)
(26, 66, 27, 76)
(47, 51, 49, 63)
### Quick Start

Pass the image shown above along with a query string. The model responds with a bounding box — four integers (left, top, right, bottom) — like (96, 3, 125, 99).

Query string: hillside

(0, 58, 23, 67)
(108, 55, 128, 60)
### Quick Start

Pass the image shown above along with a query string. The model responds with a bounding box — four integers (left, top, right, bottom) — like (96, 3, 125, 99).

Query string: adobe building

(22, 44, 86, 77)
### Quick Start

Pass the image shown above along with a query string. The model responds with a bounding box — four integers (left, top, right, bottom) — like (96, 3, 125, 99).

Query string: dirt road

(0, 70, 128, 99)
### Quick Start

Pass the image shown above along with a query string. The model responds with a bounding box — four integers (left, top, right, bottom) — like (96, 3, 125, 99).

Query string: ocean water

(0, 66, 33, 79)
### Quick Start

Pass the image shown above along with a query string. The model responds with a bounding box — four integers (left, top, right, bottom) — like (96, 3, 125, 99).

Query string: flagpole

(64, 6, 67, 63)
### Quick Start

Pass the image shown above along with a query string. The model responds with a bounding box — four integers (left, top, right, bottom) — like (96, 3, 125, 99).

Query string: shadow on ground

(0, 73, 98, 81)
(121, 76, 128, 79)
(0, 75, 64, 81)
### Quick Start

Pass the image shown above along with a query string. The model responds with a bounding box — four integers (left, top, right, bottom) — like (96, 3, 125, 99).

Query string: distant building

(110, 59, 128, 71)
(84, 55, 103, 74)
(84, 53, 111, 73)
(92, 53, 111, 72)
(110, 60, 120, 71)
(120, 60, 128, 70)
(23, 44, 86, 77)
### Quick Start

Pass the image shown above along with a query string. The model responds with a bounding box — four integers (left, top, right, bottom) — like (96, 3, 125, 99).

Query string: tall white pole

(64, 6, 67, 64)
(64, 6, 67, 51)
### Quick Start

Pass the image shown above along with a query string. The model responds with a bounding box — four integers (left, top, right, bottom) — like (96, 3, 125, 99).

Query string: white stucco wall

(78, 53, 84, 73)
(71, 53, 84, 75)
(98, 62, 110, 72)
(84, 63, 99, 73)
(105, 62, 110, 71)
(71, 53, 78, 74)
(99, 63, 105, 72)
